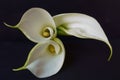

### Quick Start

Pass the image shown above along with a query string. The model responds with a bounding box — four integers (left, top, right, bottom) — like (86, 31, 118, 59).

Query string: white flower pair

(5, 8, 112, 78)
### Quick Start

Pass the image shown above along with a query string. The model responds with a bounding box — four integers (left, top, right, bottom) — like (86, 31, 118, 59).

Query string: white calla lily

(13, 38, 65, 78)
(4, 8, 56, 43)
(53, 13, 112, 61)
(4, 8, 112, 78)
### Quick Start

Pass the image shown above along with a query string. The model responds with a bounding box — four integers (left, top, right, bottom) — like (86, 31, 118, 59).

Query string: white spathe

(5, 8, 57, 43)
(14, 38, 65, 78)
(53, 13, 112, 61)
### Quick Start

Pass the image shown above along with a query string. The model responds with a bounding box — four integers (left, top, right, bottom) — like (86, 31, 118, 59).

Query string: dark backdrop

(0, 0, 120, 80)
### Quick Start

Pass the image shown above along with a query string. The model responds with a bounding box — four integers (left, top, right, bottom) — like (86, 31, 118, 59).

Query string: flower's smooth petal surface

(13, 38, 65, 78)
(53, 13, 112, 61)
(5, 8, 56, 43)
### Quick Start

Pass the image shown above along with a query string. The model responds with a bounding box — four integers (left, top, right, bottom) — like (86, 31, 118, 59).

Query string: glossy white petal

(13, 38, 65, 78)
(53, 13, 112, 61)
(5, 8, 56, 43)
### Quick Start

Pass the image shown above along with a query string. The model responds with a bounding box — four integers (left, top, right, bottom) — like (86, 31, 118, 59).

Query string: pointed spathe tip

(4, 22, 18, 28)
(12, 67, 26, 71)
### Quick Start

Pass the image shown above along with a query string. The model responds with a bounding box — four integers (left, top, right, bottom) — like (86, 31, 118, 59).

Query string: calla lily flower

(14, 38, 65, 78)
(4, 8, 57, 43)
(4, 8, 112, 78)
(53, 13, 112, 61)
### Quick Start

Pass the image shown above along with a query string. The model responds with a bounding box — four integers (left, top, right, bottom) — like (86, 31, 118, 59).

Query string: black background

(0, 0, 120, 80)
